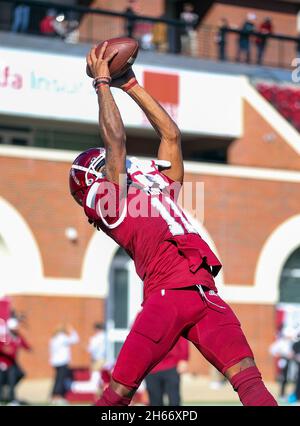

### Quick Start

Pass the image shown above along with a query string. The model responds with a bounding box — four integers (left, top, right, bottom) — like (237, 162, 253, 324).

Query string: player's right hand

(110, 67, 137, 90)
(86, 42, 118, 79)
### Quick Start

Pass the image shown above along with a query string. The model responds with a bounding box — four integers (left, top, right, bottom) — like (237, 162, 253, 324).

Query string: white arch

(82, 230, 119, 298)
(0, 197, 43, 295)
(188, 213, 300, 305)
(254, 215, 300, 305)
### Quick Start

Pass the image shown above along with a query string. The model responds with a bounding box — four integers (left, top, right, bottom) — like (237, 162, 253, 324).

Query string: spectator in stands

(49, 324, 79, 405)
(216, 18, 229, 61)
(180, 2, 199, 57)
(39, 9, 57, 37)
(52, 13, 69, 39)
(255, 17, 273, 65)
(145, 337, 189, 406)
(11, 3, 30, 33)
(64, 19, 80, 44)
(52, 13, 79, 43)
(0, 317, 31, 405)
(124, 0, 138, 38)
(135, 21, 154, 51)
(236, 13, 256, 64)
(152, 15, 168, 53)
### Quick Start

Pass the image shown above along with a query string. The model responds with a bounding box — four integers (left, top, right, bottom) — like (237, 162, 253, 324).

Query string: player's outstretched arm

(87, 44, 126, 186)
(112, 70, 183, 184)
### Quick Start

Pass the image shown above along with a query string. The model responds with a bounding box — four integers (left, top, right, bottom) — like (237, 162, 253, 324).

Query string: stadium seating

(257, 83, 300, 132)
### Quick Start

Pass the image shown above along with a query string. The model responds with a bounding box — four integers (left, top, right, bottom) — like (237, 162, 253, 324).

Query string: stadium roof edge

(1, 144, 300, 183)
(0, 31, 292, 82)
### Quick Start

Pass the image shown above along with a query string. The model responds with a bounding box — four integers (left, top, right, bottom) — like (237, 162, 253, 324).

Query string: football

(86, 37, 139, 79)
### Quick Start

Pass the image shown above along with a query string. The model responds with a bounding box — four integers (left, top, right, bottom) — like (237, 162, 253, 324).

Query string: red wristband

(93, 76, 112, 89)
(122, 79, 138, 93)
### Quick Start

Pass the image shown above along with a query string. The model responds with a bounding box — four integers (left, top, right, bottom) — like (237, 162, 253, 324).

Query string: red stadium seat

(257, 83, 300, 133)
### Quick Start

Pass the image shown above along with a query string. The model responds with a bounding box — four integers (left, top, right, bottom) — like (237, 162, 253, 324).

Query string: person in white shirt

(180, 3, 199, 57)
(70, 323, 106, 396)
(49, 324, 79, 404)
(269, 326, 296, 399)
(88, 323, 106, 371)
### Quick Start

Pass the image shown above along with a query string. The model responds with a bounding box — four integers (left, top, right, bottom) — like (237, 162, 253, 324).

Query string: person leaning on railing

(236, 13, 256, 64)
(180, 2, 199, 57)
(255, 17, 273, 65)
(216, 18, 229, 61)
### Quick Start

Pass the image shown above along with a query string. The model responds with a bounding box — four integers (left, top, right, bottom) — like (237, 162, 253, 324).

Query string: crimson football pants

(112, 286, 254, 389)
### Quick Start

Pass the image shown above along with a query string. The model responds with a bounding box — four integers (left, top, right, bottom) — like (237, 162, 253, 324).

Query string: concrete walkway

(181, 374, 282, 404)
(15, 374, 285, 405)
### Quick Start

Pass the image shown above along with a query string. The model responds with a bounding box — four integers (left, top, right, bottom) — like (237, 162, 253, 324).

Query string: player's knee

(236, 357, 256, 371)
(224, 357, 256, 380)
(225, 362, 278, 406)
(110, 378, 136, 398)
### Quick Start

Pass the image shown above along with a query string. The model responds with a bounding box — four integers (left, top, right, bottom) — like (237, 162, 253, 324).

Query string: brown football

(86, 37, 139, 79)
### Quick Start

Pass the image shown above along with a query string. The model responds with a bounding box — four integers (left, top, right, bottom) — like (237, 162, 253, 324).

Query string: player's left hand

(110, 68, 137, 90)
(86, 42, 118, 79)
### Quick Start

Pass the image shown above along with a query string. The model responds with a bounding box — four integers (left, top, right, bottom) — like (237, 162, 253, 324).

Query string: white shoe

(7, 400, 20, 406)
(209, 381, 224, 390)
(51, 398, 68, 406)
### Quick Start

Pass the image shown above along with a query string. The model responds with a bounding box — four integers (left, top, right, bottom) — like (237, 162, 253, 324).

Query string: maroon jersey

(0, 332, 31, 368)
(83, 159, 221, 300)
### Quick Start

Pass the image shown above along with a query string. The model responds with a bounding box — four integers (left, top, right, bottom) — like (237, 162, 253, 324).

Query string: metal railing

(0, 0, 299, 69)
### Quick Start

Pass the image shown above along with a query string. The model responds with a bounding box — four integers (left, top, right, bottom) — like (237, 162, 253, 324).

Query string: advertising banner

(0, 47, 243, 138)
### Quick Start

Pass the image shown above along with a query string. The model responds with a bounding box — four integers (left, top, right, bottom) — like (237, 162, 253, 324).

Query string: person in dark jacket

(11, 3, 30, 33)
(124, 0, 138, 38)
(255, 17, 273, 65)
(236, 13, 256, 63)
(216, 18, 229, 61)
(145, 337, 189, 406)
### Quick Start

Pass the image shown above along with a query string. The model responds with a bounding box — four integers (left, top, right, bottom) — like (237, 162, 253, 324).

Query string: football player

(69, 43, 277, 406)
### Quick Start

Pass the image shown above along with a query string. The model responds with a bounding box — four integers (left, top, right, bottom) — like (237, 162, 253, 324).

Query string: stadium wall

(1, 43, 300, 380)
